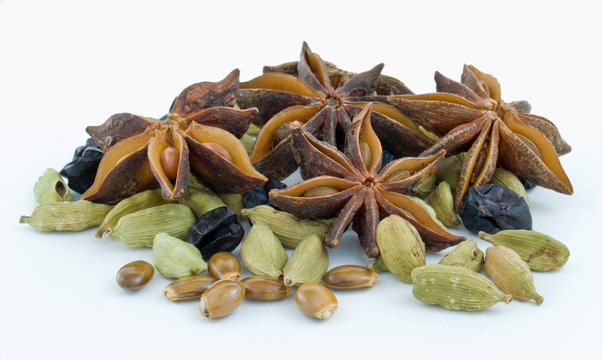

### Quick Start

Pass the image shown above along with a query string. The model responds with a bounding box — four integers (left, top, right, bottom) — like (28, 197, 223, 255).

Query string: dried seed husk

(479, 230, 569, 271)
(411, 174, 436, 198)
(491, 168, 530, 206)
(199, 279, 245, 319)
(283, 235, 329, 287)
(178, 187, 225, 218)
(241, 205, 329, 248)
(163, 275, 216, 301)
(321, 265, 378, 290)
(435, 155, 461, 191)
(241, 276, 291, 300)
(96, 189, 170, 238)
(411, 264, 512, 311)
(208, 252, 241, 280)
(485, 246, 543, 304)
(439, 239, 484, 272)
(218, 193, 244, 216)
(34, 168, 72, 204)
(428, 182, 460, 227)
(152, 232, 208, 279)
(116, 260, 155, 290)
(20, 200, 112, 232)
(240, 222, 288, 278)
(376, 215, 425, 283)
(295, 282, 338, 320)
(109, 204, 195, 247)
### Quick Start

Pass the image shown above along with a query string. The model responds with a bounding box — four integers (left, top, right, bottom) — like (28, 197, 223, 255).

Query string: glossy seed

(201, 142, 233, 163)
(163, 275, 216, 301)
(295, 282, 338, 320)
(321, 265, 378, 290)
(384, 169, 411, 183)
(160, 146, 180, 182)
(199, 280, 245, 319)
(208, 252, 241, 280)
(116, 260, 154, 290)
(241, 276, 291, 300)
(303, 186, 339, 197)
(359, 142, 372, 169)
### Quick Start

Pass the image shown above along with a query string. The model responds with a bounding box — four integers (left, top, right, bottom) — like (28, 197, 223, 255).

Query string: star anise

(269, 103, 465, 258)
(237, 42, 434, 180)
(82, 70, 267, 204)
(387, 65, 573, 210)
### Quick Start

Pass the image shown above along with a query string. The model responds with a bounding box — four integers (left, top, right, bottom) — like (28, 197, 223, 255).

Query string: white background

(1, 0, 602, 359)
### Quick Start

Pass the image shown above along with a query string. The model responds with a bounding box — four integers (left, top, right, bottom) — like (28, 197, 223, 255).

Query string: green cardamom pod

(491, 168, 530, 206)
(439, 239, 484, 272)
(411, 264, 512, 311)
(178, 187, 225, 218)
(20, 200, 112, 232)
(428, 182, 460, 227)
(418, 125, 439, 141)
(411, 174, 436, 198)
(282, 234, 329, 286)
(478, 230, 569, 271)
(376, 215, 426, 283)
(240, 133, 255, 153)
(33, 168, 72, 204)
(152, 232, 208, 279)
(435, 156, 461, 192)
(240, 222, 288, 278)
(96, 189, 170, 238)
(246, 122, 261, 136)
(109, 204, 195, 247)
(367, 256, 388, 272)
(408, 196, 446, 230)
(485, 246, 543, 304)
(218, 193, 244, 217)
(241, 205, 329, 248)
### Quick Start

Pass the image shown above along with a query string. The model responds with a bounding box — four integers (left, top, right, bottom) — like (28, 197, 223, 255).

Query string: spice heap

(20, 43, 572, 319)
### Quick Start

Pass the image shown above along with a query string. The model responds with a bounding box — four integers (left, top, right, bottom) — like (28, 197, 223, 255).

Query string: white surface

(1, 0, 602, 359)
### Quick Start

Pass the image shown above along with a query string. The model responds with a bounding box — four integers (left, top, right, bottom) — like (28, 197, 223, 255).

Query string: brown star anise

(82, 70, 267, 204)
(387, 65, 573, 210)
(238, 42, 434, 180)
(269, 103, 465, 258)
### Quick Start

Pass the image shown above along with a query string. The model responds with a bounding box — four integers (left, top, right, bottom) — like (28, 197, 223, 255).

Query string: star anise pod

(387, 65, 573, 210)
(237, 42, 434, 180)
(269, 103, 465, 258)
(82, 70, 267, 204)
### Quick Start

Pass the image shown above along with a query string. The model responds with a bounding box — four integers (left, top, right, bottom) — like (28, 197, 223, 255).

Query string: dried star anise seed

(269, 103, 465, 258)
(238, 42, 434, 180)
(81, 70, 267, 204)
(388, 65, 573, 210)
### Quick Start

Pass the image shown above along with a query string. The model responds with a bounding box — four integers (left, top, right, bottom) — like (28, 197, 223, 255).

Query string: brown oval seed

(208, 252, 241, 280)
(295, 282, 338, 320)
(116, 260, 154, 290)
(303, 186, 339, 198)
(241, 276, 291, 301)
(160, 146, 180, 182)
(199, 279, 245, 319)
(201, 142, 233, 163)
(163, 275, 216, 301)
(383, 168, 411, 183)
(321, 265, 378, 290)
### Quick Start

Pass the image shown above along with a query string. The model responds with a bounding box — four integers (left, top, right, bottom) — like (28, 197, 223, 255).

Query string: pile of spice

(20, 42, 572, 319)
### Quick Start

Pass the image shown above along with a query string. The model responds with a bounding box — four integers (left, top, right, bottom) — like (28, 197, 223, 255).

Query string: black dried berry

(243, 178, 287, 209)
(381, 150, 396, 168)
(518, 176, 537, 190)
(60, 139, 104, 194)
(186, 207, 244, 261)
(459, 184, 532, 234)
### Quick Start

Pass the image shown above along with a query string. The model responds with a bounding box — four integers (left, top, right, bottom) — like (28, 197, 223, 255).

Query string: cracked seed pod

(439, 239, 484, 272)
(152, 232, 208, 279)
(240, 222, 288, 278)
(485, 246, 543, 304)
(20, 200, 112, 232)
(34, 168, 72, 204)
(428, 182, 460, 227)
(283, 235, 329, 287)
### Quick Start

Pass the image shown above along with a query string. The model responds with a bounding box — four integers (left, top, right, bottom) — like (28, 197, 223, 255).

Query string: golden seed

(116, 260, 154, 290)
(303, 186, 339, 197)
(241, 276, 291, 301)
(359, 142, 372, 169)
(199, 280, 246, 319)
(160, 146, 180, 182)
(163, 275, 216, 301)
(201, 142, 233, 163)
(295, 282, 338, 320)
(321, 265, 378, 290)
(208, 252, 241, 280)
(384, 169, 411, 183)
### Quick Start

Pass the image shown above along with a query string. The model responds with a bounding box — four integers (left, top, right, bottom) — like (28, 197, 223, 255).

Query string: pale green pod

(411, 264, 512, 311)
(241, 205, 329, 248)
(218, 193, 244, 216)
(178, 187, 225, 218)
(411, 174, 436, 198)
(367, 256, 388, 272)
(478, 230, 569, 271)
(428, 182, 460, 227)
(485, 246, 543, 304)
(240, 223, 288, 278)
(408, 196, 446, 230)
(20, 200, 112, 232)
(418, 125, 439, 141)
(246, 123, 261, 136)
(96, 189, 170, 238)
(439, 239, 484, 272)
(33, 168, 72, 204)
(376, 215, 425, 283)
(435, 156, 461, 192)
(152, 232, 207, 278)
(283, 235, 329, 287)
(109, 204, 195, 247)
(240, 133, 255, 153)
(491, 168, 530, 206)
